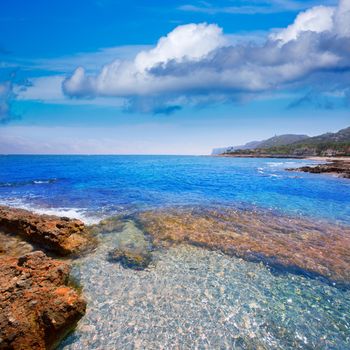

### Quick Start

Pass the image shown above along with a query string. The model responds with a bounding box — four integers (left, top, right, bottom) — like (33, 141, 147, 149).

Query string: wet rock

(0, 206, 94, 256)
(90, 216, 125, 234)
(138, 207, 350, 284)
(0, 231, 34, 257)
(287, 159, 350, 179)
(0, 251, 86, 350)
(106, 221, 153, 270)
(108, 247, 152, 270)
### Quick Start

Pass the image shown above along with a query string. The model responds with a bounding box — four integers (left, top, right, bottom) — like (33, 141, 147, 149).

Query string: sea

(0, 155, 349, 349)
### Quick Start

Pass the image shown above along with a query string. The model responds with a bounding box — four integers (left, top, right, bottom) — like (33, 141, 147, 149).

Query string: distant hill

(296, 127, 350, 145)
(212, 134, 309, 155)
(257, 134, 310, 148)
(215, 127, 350, 157)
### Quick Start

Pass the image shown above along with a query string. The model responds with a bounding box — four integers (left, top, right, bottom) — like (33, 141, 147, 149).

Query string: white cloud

(58, 0, 350, 113)
(334, 0, 350, 36)
(134, 23, 226, 72)
(270, 6, 335, 44)
(63, 23, 227, 99)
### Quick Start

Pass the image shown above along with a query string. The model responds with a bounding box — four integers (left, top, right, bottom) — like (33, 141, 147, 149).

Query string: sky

(0, 0, 349, 155)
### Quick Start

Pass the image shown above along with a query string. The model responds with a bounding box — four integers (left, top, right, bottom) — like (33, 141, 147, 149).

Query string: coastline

(287, 157, 350, 179)
(214, 154, 350, 179)
(213, 154, 349, 161)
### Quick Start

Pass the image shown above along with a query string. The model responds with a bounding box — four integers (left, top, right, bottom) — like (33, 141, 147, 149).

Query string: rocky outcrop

(287, 159, 350, 179)
(0, 251, 86, 350)
(0, 206, 93, 256)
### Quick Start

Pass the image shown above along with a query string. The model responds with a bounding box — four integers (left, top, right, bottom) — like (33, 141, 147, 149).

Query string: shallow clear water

(1, 155, 350, 349)
(59, 222, 350, 350)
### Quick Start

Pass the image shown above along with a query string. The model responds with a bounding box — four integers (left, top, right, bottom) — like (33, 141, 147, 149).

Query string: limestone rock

(0, 206, 93, 256)
(0, 251, 86, 350)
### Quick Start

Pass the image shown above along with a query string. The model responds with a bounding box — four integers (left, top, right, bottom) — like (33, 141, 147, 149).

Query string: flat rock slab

(0, 206, 93, 256)
(138, 207, 350, 285)
(0, 251, 86, 350)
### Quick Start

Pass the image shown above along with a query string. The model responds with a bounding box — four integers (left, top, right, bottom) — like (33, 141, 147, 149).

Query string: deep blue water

(0, 155, 349, 224)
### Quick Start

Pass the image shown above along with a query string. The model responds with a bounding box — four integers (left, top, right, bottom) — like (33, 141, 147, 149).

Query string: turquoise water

(0, 155, 349, 224)
(1, 155, 350, 349)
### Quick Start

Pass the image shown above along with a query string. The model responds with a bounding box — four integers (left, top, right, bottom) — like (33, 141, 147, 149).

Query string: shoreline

(287, 158, 350, 179)
(214, 154, 350, 179)
(213, 154, 350, 161)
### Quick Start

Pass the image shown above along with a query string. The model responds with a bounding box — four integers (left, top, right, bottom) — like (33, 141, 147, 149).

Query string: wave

(32, 207, 101, 225)
(0, 178, 58, 188)
(0, 198, 101, 225)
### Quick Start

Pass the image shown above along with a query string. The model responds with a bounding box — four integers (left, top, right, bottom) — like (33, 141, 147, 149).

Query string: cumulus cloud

(63, 23, 226, 99)
(269, 6, 335, 44)
(63, 0, 350, 113)
(334, 0, 350, 36)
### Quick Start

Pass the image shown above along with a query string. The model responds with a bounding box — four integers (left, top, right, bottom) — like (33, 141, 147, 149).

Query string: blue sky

(0, 0, 349, 154)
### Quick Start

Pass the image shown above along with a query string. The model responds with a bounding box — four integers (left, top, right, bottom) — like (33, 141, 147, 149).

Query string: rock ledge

(0, 205, 92, 256)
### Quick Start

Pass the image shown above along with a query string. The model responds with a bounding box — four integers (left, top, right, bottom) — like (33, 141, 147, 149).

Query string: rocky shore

(215, 154, 350, 179)
(286, 158, 350, 179)
(0, 206, 91, 350)
(0, 206, 94, 256)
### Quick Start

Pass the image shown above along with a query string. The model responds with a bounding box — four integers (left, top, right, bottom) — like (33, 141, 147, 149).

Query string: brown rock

(0, 231, 34, 257)
(138, 208, 350, 285)
(0, 251, 86, 350)
(0, 206, 93, 256)
(108, 247, 152, 270)
(287, 159, 350, 179)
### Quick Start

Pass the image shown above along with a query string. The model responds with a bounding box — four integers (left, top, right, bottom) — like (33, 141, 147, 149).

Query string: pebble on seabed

(59, 220, 350, 350)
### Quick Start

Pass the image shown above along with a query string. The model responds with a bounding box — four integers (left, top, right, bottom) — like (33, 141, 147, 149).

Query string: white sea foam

(267, 162, 284, 167)
(0, 199, 101, 225)
(32, 180, 52, 184)
(32, 208, 101, 225)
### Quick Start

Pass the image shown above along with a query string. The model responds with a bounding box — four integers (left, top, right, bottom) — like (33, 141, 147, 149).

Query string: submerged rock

(0, 251, 86, 350)
(0, 205, 94, 256)
(108, 247, 152, 270)
(138, 207, 350, 285)
(106, 221, 153, 270)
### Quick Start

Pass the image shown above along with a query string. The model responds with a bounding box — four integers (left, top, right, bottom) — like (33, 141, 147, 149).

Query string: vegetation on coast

(218, 127, 350, 157)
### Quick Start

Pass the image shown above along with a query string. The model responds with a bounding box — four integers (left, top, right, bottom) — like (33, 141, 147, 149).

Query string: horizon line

(0, 153, 209, 156)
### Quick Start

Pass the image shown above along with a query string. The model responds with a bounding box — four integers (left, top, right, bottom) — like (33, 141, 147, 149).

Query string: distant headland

(212, 126, 350, 178)
(212, 127, 350, 158)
